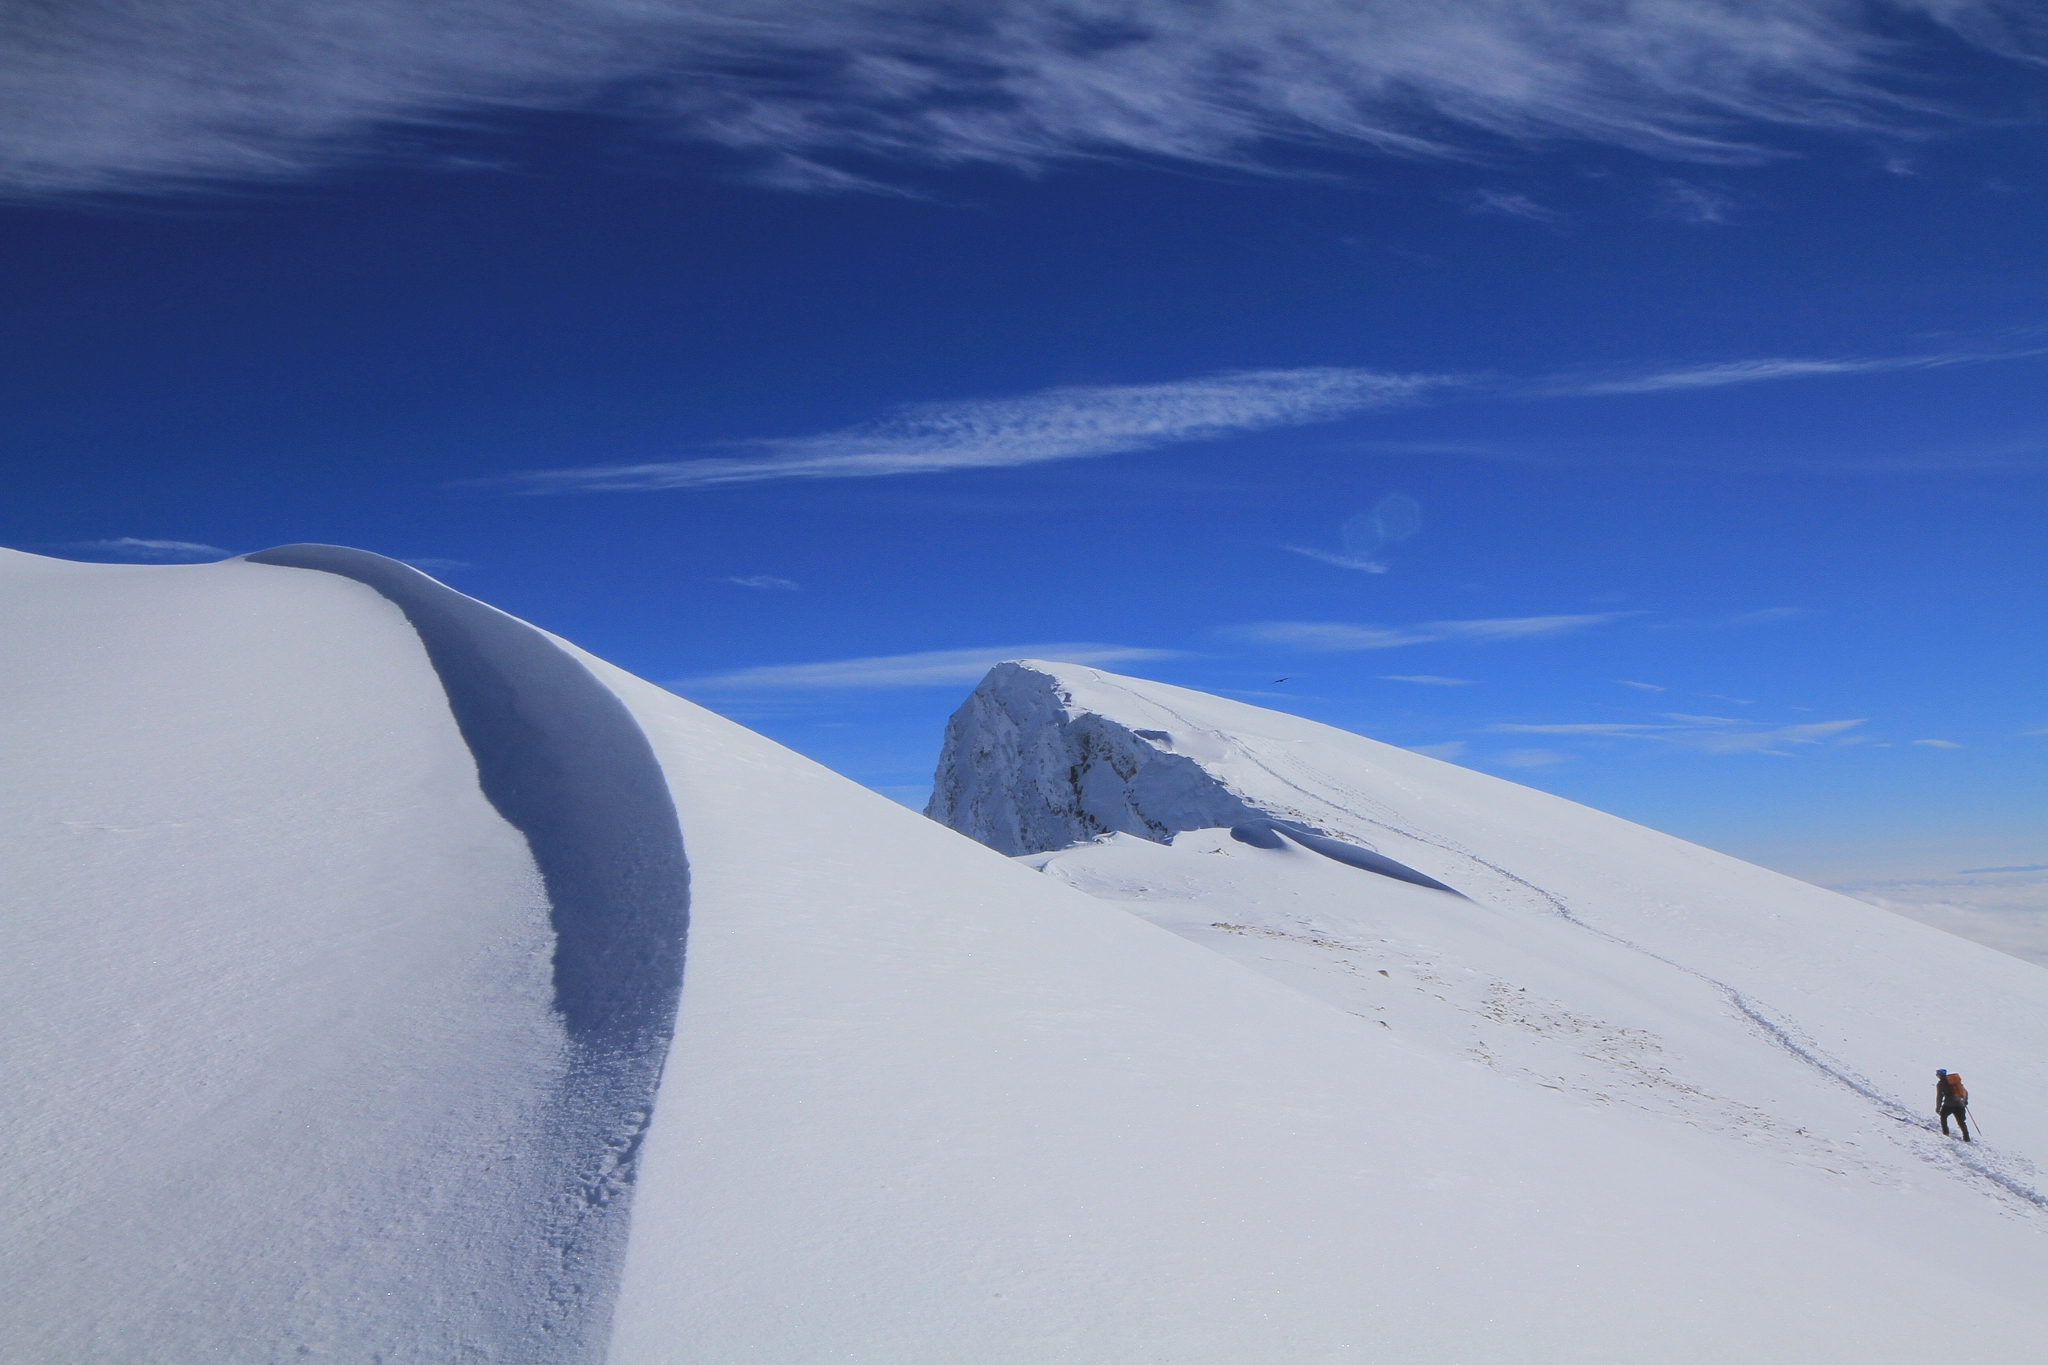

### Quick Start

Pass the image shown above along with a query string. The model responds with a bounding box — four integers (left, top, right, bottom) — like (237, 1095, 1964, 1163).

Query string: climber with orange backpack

(1935, 1069, 1970, 1142)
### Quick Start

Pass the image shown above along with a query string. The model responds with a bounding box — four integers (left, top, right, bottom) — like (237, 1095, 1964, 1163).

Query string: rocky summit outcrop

(924, 660, 1264, 855)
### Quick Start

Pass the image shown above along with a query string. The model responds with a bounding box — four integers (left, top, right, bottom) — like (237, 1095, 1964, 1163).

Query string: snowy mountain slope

(932, 665, 2048, 1291)
(10, 554, 2047, 1363)
(577, 649, 2048, 1363)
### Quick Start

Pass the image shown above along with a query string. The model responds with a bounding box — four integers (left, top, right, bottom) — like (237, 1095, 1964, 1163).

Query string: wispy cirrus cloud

(1674, 721, 1869, 754)
(724, 575, 800, 591)
(1232, 613, 1626, 652)
(1651, 606, 1807, 631)
(1488, 713, 1865, 755)
(1617, 679, 1665, 692)
(70, 537, 228, 561)
(1281, 546, 1389, 573)
(9, 3, 2045, 202)
(1654, 178, 1736, 225)
(1544, 352, 2040, 398)
(493, 345, 2041, 493)
(1383, 675, 1477, 686)
(677, 643, 1175, 691)
(502, 368, 1441, 491)
(1491, 722, 1662, 736)
(1283, 494, 1424, 575)
(1464, 189, 1564, 225)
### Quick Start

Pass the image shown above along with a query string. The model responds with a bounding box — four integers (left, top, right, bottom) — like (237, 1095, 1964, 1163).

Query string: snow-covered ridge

(6, 547, 644, 1361)
(242, 545, 690, 1352)
(248, 545, 689, 1047)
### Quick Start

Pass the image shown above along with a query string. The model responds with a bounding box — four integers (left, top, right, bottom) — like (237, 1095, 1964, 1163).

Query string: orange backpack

(1942, 1072, 1968, 1102)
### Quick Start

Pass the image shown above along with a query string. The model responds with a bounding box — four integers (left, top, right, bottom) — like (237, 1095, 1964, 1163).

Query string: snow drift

(4, 545, 684, 1362)
(7, 560, 2047, 1363)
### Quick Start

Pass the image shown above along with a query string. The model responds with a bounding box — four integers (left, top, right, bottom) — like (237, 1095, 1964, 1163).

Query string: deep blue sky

(4, 2, 2043, 890)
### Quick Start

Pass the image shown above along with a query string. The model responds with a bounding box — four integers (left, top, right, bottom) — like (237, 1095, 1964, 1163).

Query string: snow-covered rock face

(927, 661, 1458, 893)
(925, 661, 1265, 854)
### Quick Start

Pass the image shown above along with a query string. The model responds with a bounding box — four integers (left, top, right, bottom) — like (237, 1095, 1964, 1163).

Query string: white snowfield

(5, 554, 2045, 1363)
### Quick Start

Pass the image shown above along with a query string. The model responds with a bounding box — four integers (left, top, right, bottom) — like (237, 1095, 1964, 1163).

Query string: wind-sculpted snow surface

(2, 549, 686, 1363)
(247, 546, 689, 1048)
(1229, 817, 1463, 893)
(243, 545, 690, 1355)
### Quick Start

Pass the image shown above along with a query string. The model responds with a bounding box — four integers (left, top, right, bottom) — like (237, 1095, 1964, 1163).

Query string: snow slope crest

(925, 661, 1266, 854)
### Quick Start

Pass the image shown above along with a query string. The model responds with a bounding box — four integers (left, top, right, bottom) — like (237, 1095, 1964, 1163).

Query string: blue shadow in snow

(247, 545, 693, 1359)
(246, 545, 688, 1048)
(1231, 819, 1463, 895)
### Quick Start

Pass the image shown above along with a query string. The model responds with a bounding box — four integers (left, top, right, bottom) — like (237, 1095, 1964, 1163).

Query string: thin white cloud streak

(496, 345, 2037, 493)
(1465, 189, 1563, 224)
(1681, 722, 1866, 753)
(1654, 178, 1735, 224)
(724, 574, 800, 591)
(7, 3, 2047, 200)
(1382, 674, 1476, 686)
(1282, 545, 1388, 573)
(72, 537, 228, 560)
(677, 643, 1176, 691)
(1650, 605, 1808, 630)
(505, 368, 1440, 491)
(1487, 714, 1865, 755)
(1913, 738, 1962, 748)
(1234, 613, 1626, 652)
(1547, 351, 2045, 398)
(1491, 722, 1662, 735)
(1617, 679, 1665, 691)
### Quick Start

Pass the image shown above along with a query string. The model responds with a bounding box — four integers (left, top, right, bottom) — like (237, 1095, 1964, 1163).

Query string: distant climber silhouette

(1936, 1069, 1970, 1142)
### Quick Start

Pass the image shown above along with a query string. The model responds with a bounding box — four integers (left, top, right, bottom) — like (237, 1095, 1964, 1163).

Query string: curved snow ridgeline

(246, 546, 688, 1047)
(4, 547, 686, 1363)
(244, 546, 690, 1351)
